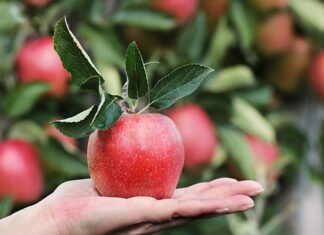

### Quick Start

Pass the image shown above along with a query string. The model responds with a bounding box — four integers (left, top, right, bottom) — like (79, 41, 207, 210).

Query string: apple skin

(166, 103, 216, 170)
(200, 0, 229, 29)
(255, 12, 293, 56)
(87, 114, 184, 199)
(16, 37, 70, 97)
(151, 0, 198, 24)
(0, 139, 43, 203)
(24, 0, 52, 7)
(249, 0, 287, 12)
(309, 51, 324, 100)
(271, 37, 312, 93)
(246, 135, 279, 180)
(45, 125, 77, 151)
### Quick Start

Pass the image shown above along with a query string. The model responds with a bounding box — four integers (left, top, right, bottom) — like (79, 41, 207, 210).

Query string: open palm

(44, 178, 263, 235)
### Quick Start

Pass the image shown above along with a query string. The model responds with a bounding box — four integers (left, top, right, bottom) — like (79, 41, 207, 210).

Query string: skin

(16, 37, 70, 97)
(255, 12, 293, 56)
(0, 178, 264, 235)
(88, 114, 184, 199)
(309, 51, 324, 100)
(167, 103, 216, 170)
(0, 140, 43, 203)
(151, 0, 198, 24)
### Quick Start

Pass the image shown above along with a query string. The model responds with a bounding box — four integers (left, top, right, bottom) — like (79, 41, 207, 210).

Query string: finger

(52, 179, 98, 197)
(178, 180, 264, 200)
(173, 178, 238, 198)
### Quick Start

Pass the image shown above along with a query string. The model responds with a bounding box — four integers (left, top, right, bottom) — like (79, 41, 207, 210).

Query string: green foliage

(0, 197, 13, 219)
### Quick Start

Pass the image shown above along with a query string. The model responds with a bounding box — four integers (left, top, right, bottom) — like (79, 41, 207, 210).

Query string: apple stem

(137, 104, 151, 114)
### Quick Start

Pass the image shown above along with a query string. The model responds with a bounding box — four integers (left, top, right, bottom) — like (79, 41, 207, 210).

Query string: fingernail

(216, 208, 230, 213)
(249, 188, 264, 196)
(241, 203, 254, 211)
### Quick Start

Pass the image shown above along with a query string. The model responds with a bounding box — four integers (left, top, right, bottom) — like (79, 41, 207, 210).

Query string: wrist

(0, 200, 61, 235)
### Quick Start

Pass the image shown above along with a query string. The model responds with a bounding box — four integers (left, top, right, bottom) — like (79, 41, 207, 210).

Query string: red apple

(151, 0, 198, 24)
(245, 135, 279, 180)
(200, 0, 229, 29)
(0, 139, 43, 203)
(87, 114, 184, 199)
(309, 51, 324, 100)
(166, 103, 216, 170)
(249, 0, 287, 12)
(16, 37, 70, 97)
(271, 37, 312, 93)
(255, 12, 293, 56)
(45, 125, 77, 151)
(24, 0, 52, 7)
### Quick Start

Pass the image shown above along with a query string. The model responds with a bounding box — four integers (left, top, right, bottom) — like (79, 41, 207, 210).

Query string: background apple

(45, 125, 77, 151)
(167, 103, 217, 170)
(0, 139, 43, 203)
(16, 37, 70, 97)
(24, 0, 52, 7)
(255, 12, 293, 56)
(249, 0, 287, 12)
(271, 37, 312, 93)
(200, 0, 229, 30)
(150, 0, 198, 24)
(87, 114, 184, 199)
(246, 135, 279, 180)
(309, 51, 324, 100)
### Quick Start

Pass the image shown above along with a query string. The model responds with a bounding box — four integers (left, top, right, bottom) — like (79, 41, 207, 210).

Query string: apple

(45, 124, 77, 151)
(24, 0, 52, 7)
(166, 103, 216, 170)
(150, 0, 198, 24)
(200, 0, 229, 30)
(255, 12, 293, 56)
(16, 37, 70, 97)
(249, 0, 287, 12)
(246, 135, 279, 180)
(271, 37, 312, 93)
(309, 51, 324, 100)
(0, 139, 43, 203)
(87, 114, 184, 199)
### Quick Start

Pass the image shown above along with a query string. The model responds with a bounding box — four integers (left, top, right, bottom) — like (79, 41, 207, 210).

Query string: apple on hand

(51, 17, 214, 199)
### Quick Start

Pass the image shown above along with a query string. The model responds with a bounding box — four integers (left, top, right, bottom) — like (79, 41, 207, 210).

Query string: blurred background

(0, 0, 324, 234)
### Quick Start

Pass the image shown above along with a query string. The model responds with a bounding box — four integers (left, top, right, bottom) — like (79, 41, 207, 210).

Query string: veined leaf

(52, 106, 97, 138)
(150, 64, 214, 110)
(126, 42, 148, 99)
(91, 85, 122, 130)
(54, 17, 103, 90)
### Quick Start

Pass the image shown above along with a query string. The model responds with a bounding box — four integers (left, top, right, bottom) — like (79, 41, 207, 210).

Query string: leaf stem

(137, 104, 151, 114)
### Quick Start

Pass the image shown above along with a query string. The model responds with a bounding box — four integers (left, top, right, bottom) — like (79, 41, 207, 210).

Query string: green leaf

(40, 138, 89, 177)
(0, 2, 25, 33)
(149, 64, 214, 110)
(229, 0, 257, 51)
(98, 63, 122, 96)
(54, 17, 103, 89)
(126, 42, 149, 99)
(91, 85, 122, 130)
(231, 97, 275, 143)
(236, 86, 273, 107)
(79, 25, 125, 69)
(204, 65, 256, 93)
(219, 127, 255, 179)
(289, 0, 324, 34)
(112, 9, 177, 31)
(7, 121, 46, 144)
(4, 82, 51, 117)
(178, 12, 207, 60)
(52, 106, 97, 138)
(204, 17, 235, 68)
(0, 197, 13, 219)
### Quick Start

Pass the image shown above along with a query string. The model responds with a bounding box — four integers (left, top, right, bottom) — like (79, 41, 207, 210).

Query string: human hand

(0, 178, 264, 235)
